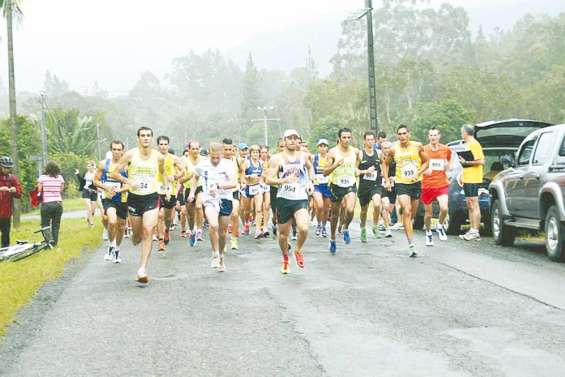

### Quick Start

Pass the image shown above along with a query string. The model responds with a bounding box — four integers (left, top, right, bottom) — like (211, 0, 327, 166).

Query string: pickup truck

(489, 124, 565, 261)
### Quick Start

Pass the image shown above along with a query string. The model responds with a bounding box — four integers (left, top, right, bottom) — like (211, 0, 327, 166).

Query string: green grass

(25, 198, 87, 217)
(0, 219, 103, 336)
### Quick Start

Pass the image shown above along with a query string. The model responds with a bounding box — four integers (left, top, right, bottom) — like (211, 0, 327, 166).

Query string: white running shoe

(425, 232, 434, 247)
(385, 229, 392, 238)
(211, 256, 220, 268)
(152, 234, 158, 241)
(390, 222, 404, 231)
(436, 224, 448, 241)
(408, 243, 418, 258)
(104, 247, 114, 261)
(462, 230, 481, 241)
(218, 257, 226, 272)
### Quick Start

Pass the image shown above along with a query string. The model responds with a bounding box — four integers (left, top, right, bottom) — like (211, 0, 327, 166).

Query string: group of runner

(88, 123, 484, 283)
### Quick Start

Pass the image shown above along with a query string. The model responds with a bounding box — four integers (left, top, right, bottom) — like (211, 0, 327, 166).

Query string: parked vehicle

(414, 119, 553, 235)
(489, 124, 565, 261)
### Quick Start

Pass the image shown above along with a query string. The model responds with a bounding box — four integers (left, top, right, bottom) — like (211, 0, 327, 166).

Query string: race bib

(278, 183, 306, 200)
(104, 181, 121, 198)
(336, 175, 355, 188)
(430, 159, 445, 171)
(315, 174, 329, 184)
(248, 184, 260, 196)
(363, 172, 377, 181)
(400, 162, 418, 180)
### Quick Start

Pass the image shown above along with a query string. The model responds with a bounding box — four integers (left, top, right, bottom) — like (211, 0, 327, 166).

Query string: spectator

(75, 161, 98, 226)
(38, 161, 65, 245)
(0, 156, 22, 247)
(457, 124, 485, 241)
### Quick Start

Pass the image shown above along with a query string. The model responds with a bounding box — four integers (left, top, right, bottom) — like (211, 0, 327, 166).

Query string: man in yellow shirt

(457, 124, 485, 241)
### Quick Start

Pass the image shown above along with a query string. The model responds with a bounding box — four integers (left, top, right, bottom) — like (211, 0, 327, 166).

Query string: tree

(45, 108, 97, 157)
(2, 0, 23, 225)
(240, 53, 262, 126)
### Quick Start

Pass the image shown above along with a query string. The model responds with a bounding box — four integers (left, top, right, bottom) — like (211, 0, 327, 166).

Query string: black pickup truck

(489, 124, 565, 261)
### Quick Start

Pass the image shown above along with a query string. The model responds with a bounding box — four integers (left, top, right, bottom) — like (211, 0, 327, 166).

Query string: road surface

(1, 224, 565, 377)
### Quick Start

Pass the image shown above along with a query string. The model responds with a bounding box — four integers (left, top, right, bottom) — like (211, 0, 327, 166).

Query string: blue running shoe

(329, 240, 337, 254)
(343, 230, 351, 245)
(190, 232, 197, 247)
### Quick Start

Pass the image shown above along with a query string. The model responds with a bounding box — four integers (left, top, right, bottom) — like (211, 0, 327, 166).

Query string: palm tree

(1, 0, 22, 226)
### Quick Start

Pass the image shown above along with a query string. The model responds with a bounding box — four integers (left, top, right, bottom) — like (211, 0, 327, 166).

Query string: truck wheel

(446, 212, 462, 235)
(481, 213, 493, 237)
(544, 205, 565, 262)
(491, 199, 515, 246)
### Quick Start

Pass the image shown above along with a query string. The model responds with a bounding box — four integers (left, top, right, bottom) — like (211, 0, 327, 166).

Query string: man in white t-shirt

(188, 142, 237, 272)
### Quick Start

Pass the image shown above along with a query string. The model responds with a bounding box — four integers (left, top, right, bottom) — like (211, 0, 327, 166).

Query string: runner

(177, 148, 190, 237)
(268, 139, 286, 238)
(383, 125, 428, 257)
(242, 145, 265, 239)
(221, 139, 243, 250)
(237, 143, 251, 235)
(156, 136, 185, 253)
(259, 146, 271, 237)
(422, 128, 453, 246)
(188, 142, 236, 272)
(357, 131, 384, 243)
(265, 129, 314, 274)
(111, 126, 167, 283)
(94, 140, 129, 263)
(312, 138, 331, 237)
(181, 141, 204, 247)
(379, 141, 394, 238)
(324, 128, 360, 254)
(75, 161, 98, 226)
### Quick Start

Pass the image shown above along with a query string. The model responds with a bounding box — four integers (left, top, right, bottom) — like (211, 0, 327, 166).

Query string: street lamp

(348, 0, 379, 132)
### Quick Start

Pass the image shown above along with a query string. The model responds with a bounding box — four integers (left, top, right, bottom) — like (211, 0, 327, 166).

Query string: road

(1, 224, 565, 377)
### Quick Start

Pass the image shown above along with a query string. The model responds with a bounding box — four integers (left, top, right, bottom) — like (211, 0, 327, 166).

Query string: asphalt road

(2, 223, 565, 377)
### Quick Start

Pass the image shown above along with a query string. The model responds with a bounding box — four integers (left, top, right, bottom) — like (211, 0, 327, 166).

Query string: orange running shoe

(294, 251, 305, 268)
(281, 260, 290, 274)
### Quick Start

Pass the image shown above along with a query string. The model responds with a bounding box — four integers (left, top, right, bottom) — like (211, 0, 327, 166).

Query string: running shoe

(360, 227, 367, 243)
(436, 224, 448, 241)
(329, 240, 337, 254)
(211, 256, 220, 268)
(263, 230, 270, 238)
(218, 257, 226, 272)
(104, 246, 114, 261)
(294, 251, 305, 268)
(136, 268, 149, 284)
(196, 229, 204, 241)
(321, 226, 328, 238)
(189, 232, 197, 247)
(281, 260, 290, 274)
(180, 230, 186, 238)
(158, 239, 166, 252)
(315, 224, 321, 237)
(343, 229, 351, 245)
(378, 223, 386, 232)
(409, 243, 418, 258)
(372, 225, 381, 239)
(462, 230, 481, 241)
(113, 249, 122, 264)
(231, 237, 239, 250)
(425, 231, 434, 247)
(458, 230, 472, 240)
(385, 229, 392, 238)
(164, 229, 170, 245)
(391, 222, 404, 231)
(152, 234, 158, 242)
(254, 230, 262, 239)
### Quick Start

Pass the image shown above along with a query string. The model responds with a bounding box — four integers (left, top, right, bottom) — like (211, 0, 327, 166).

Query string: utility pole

(253, 107, 280, 147)
(39, 93, 48, 170)
(358, 0, 379, 132)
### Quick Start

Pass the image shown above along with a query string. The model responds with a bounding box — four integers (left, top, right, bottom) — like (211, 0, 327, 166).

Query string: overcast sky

(2, 0, 563, 95)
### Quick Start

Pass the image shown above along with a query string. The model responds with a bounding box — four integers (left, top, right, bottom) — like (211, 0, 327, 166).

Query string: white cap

(283, 129, 299, 138)
(317, 138, 329, 146)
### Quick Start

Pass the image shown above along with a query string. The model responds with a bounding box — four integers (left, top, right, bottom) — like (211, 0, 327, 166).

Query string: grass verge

(25, 198, 87, 217)
(0, 219, 103, 336)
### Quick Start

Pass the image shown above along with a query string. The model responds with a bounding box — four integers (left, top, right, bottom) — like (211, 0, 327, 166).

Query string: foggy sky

(1, 0, 563, 96)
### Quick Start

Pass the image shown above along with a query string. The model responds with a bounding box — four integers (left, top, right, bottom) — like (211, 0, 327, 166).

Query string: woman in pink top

(37, 161, 65, 245)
